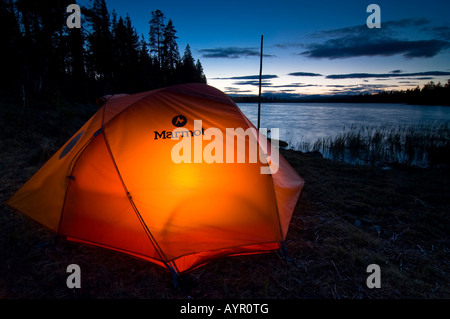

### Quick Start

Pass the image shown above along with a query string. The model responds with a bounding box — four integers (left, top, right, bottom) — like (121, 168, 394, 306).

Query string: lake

(237, 102, 450, 149)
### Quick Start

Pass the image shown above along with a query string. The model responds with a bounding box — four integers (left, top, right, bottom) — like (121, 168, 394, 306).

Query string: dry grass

(1, 98, 449, 299)
(296, 122, 450, 168)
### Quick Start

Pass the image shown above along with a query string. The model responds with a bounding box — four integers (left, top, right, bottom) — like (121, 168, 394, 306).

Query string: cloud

(301, 39, 449, 59)
(273, 42, 305, 49)
(224, 87, 253, 94)
(198, 47, 274, 59)
(233, 80, 273, 87)
(300, 19, 450, 59)
(214, 74, 278, 80)
(326, 71, 450, 79)
(217, 74, 280, 87)
(308, 19, 429, 39)
(270, 83, 321, 88)
(422, 25, 450, 41)
(288, 72, 323, 77)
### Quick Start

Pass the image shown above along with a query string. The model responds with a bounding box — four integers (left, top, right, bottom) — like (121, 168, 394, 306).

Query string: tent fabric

(7, 83, 304, 274)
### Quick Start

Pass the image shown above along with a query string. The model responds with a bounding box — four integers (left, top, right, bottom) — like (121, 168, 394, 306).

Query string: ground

(0, 98, 449, 299)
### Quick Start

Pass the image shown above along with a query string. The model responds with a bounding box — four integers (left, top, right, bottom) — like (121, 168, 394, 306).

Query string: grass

(1, 98, 449, 299)
(295, 122, 450, 168)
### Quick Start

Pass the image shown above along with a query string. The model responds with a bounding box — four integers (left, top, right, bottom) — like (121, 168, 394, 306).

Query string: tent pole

(257, 34, 263, 131)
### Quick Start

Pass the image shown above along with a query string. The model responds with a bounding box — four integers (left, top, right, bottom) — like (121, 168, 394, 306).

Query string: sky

(80, 0, 450, 97)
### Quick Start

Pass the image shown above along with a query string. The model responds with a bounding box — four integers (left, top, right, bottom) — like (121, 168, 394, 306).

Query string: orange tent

(7, 83, 304, 274)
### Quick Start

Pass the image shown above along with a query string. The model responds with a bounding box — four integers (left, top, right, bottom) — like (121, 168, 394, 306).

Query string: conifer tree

(138, 34, 151, 65)
(161, 19, 180, 74)
(1, 1, 209, 102)
(137, 33, 156, 91)
(111, 14, 140, 92)
(149, 9, 165, 67)
(182, 44, 196, 69)
(180, 44, 196, 83)
(67, 19, 88, 101)
(195, 59, 207, 84)
(180, 44, 206, 84)
(124, 14, 140, 64)
(86, 0, 114, 94)
(0, 0, 22, 96)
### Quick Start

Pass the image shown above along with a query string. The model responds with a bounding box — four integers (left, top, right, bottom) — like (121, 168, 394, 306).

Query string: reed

(295, 121, 450, 168)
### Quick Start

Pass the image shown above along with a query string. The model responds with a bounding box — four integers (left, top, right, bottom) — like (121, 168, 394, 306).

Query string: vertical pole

(257, 34, 263, 131)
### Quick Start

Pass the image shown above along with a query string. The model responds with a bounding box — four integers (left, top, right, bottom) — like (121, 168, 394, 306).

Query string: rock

(305, 150, 323, 158)
(373, 225, 381, 236)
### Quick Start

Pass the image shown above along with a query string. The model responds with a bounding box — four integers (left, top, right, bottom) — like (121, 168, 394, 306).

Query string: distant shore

(231, 94, 450, 106)
(230, 79, 450, 106)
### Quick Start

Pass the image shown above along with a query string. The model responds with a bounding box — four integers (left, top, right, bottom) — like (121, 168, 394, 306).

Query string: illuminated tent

(7, 83, 304, 274)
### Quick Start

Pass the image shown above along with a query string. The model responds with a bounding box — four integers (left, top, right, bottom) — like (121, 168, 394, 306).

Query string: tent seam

(100, 126, 174, 271)
(101, 89, 163, 127)
(57, 122, 105, 234)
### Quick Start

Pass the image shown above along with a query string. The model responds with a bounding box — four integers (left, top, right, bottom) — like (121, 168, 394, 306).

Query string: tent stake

(257, 34, 263, 131)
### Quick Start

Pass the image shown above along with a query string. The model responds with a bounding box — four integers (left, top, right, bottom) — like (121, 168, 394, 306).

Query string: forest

(232, 80, 450, 106)
(0, 0, 207, 106)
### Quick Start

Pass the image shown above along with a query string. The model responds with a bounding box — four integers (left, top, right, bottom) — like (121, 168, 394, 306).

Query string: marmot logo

(155, 115, 204, 140)
(172, 115, 187, 127)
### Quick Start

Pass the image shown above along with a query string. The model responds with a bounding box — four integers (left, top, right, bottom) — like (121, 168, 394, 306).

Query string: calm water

(237, 102, 450, 148)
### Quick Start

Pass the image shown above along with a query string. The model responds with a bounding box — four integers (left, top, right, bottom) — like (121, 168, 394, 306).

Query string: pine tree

(10, 0, 75, 99)
(179, 44, 206, 84)
(149, 9, 165, 67)
(137, 33, 157, 91)
(1, 1, 208, 102)
(195, 59, 207, 84)
(182, 44, 196, 70)
(67, 19, 88, 101)
(180, 44, 196, 83)
(110, 14, 141, 93)
(86, 0, 114, 94)
(161, 19, 180, 73)
(111, 9, 118, 32)
(138, 34, 151, 65)
(112, 17, 127, 70)
(0, 0, 22, 96)
(124, 14, 140, 62)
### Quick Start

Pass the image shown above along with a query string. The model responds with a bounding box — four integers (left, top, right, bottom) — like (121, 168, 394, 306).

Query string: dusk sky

(80, 0, 450, 97)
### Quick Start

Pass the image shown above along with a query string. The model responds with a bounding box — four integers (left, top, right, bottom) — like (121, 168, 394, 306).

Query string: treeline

(362, 80, 450, 106)
(0, 0, 207, 106)
(231, 80, 450, 106)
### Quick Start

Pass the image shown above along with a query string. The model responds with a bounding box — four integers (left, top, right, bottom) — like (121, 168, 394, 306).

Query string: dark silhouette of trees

(0, 0, 23, 98)
(147, 11, 206, 87)
(0, 0, 76, 103)
(414, 80, 450, 105)
(0, 1, 207, 106)
(195, 59, 207, 84)
(110, 15, 140, 93)
(231, 80, 450, 106)
(358, 80, 450, 105)
(179, 44, 207, 84)
(161, 19, 180, 80)
(148, 9, 165, 68)
(84, 0, 114, 96)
